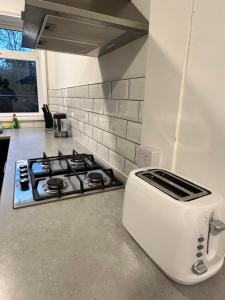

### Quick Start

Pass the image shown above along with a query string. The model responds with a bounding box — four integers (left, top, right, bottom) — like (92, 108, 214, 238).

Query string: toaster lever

(210, 219, 225, 235)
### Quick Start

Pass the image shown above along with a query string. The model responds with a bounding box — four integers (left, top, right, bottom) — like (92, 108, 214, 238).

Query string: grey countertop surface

(0, 128, 224, 300)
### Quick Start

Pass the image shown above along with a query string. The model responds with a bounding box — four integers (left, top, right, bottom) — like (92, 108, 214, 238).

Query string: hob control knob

(20, 173, 28, 180)
(20, 164, 27, 170)
(192, 260, 208, 275)
(20, 178, 29, 190)
(20, 168, 28, 174)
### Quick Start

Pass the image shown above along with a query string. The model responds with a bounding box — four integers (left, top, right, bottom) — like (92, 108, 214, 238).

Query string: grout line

(60, 104, 142, 124)
(56, 104, 142, 143)
(72, 125, 139, 161)
(49, 76, 146, 91)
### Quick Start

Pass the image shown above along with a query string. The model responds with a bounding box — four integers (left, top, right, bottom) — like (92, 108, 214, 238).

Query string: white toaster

(122, 168, 225, 285)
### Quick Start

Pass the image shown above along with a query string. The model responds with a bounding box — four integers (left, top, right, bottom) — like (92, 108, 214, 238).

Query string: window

(0, 21, 47, 116)
(0, 28, 31, 52)
(0, 58, 38, 113)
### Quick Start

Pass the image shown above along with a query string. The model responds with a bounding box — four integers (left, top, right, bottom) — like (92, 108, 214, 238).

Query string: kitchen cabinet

(0, 138, 10, 192)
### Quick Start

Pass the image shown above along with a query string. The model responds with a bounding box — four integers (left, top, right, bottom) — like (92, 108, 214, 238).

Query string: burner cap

(70, 155, 85, 164)
(47, 178, 64, 190)
(88, 172, 103, 183)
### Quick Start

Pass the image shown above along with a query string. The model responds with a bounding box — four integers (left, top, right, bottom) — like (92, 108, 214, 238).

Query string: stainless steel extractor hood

(22, 0, 149, 57)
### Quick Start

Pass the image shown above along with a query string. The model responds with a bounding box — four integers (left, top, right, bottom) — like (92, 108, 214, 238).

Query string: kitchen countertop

(0, 128, 225, 300)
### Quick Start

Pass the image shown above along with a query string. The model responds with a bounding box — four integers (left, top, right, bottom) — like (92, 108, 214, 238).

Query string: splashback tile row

(48, 77, 145, 176)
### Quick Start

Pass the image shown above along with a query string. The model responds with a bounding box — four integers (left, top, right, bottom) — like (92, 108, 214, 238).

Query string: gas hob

(14, 150, 124, 208)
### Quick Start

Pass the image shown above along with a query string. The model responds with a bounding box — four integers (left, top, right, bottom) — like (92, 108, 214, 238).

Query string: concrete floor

(0, 128, 225, 300)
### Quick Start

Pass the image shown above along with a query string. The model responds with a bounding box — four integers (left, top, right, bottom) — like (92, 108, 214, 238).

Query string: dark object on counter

(0, 138, 9, 193)
(53, 113, 69, 138)
(42, 104, 53, 130)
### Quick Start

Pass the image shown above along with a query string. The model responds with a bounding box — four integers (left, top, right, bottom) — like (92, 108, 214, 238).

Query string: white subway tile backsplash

(118, 100, 139, 121)
(127, 122, 142, 144)
(58, 98, 64, 106)
(109, 150, 125, 172)
(99, 82, 111, 99)
(72, 85, 89, 98)
(88, 112, 98, 127)
(48, 90, 55, 97)
(135, 145, 141, 165)
(63, 98, 68, 107)
(70, 98, 76, 109)
(48, 104, 58, 113)
(112, 80, 129, 99)
(73, 129, 81, 141)
(129, 78, 145, 100)
(82, 99, 93, 111)
(67, 88, 73, 98)
(77, 121, 85, 133)
(139, 102, 143, 122)
(77, 110, 88, 123)
(48, 76, 144, 176)
(117, 137, 136, 161)
(87, 138, 97, 152)
(103, 132, 116, 150)
(124, 159, 137, 176)
(110, 117, 127, 138)
(67, 98, 72, 107)
(80, 133, 89, 147)
(58, 106, 64, 113)
(96, 143, 109, 161)
(89, 84, 99, 98)
(55, 89, 64, 98)
(85, 124, 93, 137)
(104, 99, 118, 116)
(48, 97, 56, 105)
(93, 127, 103, 143)
(98, 115, 110, 131)
(93, 99, 104, 114)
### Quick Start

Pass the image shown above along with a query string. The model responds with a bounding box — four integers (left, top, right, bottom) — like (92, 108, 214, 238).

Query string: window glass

(0, 28, 31, 52)
(0, 58, 39, 113)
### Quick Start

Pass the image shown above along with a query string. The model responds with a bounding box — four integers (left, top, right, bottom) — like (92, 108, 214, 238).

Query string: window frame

(0, 14, 47, 121)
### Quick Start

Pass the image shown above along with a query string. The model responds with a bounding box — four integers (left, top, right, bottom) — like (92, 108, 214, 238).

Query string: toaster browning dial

(196, 235, 205, 258)
(198, 237, 205, 243)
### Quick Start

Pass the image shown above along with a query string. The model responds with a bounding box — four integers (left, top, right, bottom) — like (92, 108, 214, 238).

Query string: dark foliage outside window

(0, 29, 39, 113)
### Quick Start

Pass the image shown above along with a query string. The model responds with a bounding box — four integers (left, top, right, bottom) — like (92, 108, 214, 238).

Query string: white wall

(175, 0, 225, 195)
(141, 0, 194, 169)
(47, 36, 148, 89)
(0, 0, 24, 16)
(142, 0, 225, 197)
(47, 0, 150, 89)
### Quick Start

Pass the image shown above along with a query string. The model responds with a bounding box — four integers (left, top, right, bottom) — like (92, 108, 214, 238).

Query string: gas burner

(14, 150, 124, 208)
(42, 160, 50, 169)
(69, 155, 86, 168)
(44, 178, 67, 194)
(87, 172, 105, 186)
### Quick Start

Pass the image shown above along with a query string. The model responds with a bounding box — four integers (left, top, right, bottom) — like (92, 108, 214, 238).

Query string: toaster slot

(136, 169, 211, 202)
(141, 173, 189, 198)
(154, 171, 202, 194)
